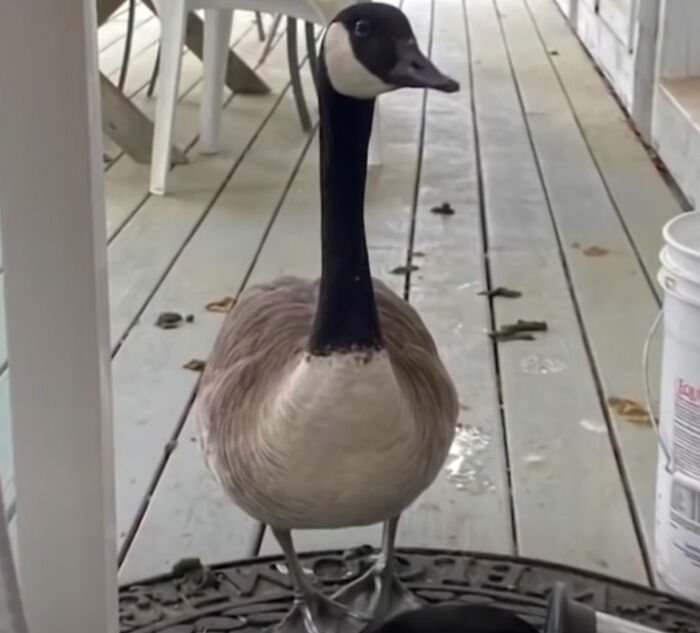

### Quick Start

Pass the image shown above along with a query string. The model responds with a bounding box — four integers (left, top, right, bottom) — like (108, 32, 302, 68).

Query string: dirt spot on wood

(583, 245, 610, 257)
(206, 296, 236, 313)
(607, 396, 651, 426)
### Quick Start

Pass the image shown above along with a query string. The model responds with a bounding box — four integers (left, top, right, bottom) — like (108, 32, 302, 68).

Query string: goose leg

(271, 528, 368, 633)
(331, 516, 423, 625)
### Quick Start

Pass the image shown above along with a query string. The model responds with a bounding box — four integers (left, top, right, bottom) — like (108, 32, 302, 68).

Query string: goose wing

(198, 276, 316, 435)
(373, 279, 459, 447)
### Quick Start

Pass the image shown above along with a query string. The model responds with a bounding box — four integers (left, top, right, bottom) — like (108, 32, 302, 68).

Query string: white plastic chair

(150, 0, 382, 195)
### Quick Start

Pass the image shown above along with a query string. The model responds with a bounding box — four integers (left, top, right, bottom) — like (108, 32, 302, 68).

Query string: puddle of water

(580, 419, 607, 434)
(520, 354, 567, 375)
(445, 426, 495, 494)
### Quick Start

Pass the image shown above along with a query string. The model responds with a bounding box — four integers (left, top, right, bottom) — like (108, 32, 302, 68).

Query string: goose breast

(195, 276, 458, 529)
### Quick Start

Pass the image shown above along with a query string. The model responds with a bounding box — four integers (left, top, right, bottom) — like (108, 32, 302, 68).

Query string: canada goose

(195, 3, 460, 632)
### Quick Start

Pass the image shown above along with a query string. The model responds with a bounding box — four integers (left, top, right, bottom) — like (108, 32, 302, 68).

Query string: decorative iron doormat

(118, 548, 700, 632)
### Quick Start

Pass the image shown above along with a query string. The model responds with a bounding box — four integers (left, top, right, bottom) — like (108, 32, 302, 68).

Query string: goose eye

(354, 19, 371, 37)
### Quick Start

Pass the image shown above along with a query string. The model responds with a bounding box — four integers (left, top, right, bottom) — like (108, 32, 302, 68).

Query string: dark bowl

(367, 604, 540, 633)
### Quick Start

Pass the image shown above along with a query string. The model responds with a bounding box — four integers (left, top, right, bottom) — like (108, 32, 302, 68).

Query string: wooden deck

(0, 0, 686, 590)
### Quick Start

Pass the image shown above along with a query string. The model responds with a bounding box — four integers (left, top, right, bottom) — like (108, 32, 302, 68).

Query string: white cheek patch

(323, 23, 394, 99)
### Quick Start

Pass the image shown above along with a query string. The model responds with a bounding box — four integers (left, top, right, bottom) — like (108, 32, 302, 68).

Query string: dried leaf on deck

(478, 286, 522, 299)
(430, 202, 456, 216)
(183, 359, 206, 372)
(607, 396, 651, 426)
(489, 319, 547, 342)
(156, 311, 184, 329)
(206, 296, 236, 313)
(390, 264, 419, 275)
(583, 245, 610, 257)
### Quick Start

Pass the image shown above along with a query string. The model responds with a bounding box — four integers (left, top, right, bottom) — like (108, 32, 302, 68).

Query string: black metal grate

(119, 549, 700, 633)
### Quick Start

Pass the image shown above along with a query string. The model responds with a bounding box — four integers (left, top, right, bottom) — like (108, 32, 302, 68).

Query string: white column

(0, 1, 118, 633)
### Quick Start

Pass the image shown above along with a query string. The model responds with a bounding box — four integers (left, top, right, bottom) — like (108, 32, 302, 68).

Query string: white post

(0, 1, 118, 633)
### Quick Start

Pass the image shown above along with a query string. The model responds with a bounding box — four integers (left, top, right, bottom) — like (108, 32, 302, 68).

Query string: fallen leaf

(478, 286, 522, 299)
(430, 202, 456, 216)
(391, 264, 419, 275)
(607, 396, 651, 426)
(583, 245, 610, 257)
(206, 296, 236, 313)
(156, 311, 184, 329)
(183, 359, 206, 372)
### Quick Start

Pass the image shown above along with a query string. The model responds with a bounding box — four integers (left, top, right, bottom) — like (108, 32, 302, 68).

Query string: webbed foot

(331, 564, 423, 625)
(272, 591, 369, 633)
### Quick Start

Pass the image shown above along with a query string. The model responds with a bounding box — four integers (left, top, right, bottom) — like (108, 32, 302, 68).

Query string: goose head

(321, 2, 460, 99)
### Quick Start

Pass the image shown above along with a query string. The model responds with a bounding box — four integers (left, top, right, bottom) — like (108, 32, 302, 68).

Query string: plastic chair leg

(200, 7, 234, 154)
(150, 0, 188, 195)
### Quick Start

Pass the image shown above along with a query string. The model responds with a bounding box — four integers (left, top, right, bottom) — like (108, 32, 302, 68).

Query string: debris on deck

(171, 557, 219, 590)
(607, 397, 651, 426)
(183, 359, 206, 372)
(390, 264, 420, 275)
(489, 319, 548, 342)
(156, 311, 188, 329)
(582, 246, 610, 257)
(206, 296, 237, 313)
(430, 202, 456, 216)
(478, 286, 523, 299)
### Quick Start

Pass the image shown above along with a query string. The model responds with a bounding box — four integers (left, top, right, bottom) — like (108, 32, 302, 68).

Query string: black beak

(385, 40, 459, 93)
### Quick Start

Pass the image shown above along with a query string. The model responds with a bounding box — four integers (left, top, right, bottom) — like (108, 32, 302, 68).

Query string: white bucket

(654, 210, 700, 600)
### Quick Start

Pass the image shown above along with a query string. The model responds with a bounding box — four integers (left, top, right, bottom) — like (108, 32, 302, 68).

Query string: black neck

(308, 59, 383, 355)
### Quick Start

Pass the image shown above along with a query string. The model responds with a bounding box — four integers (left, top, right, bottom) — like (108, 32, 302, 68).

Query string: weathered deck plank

(498, 0, 659, 562)
(527, 0, 681, 290)
(467, 0, 647, 582)
(394, 0, 512, 553)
